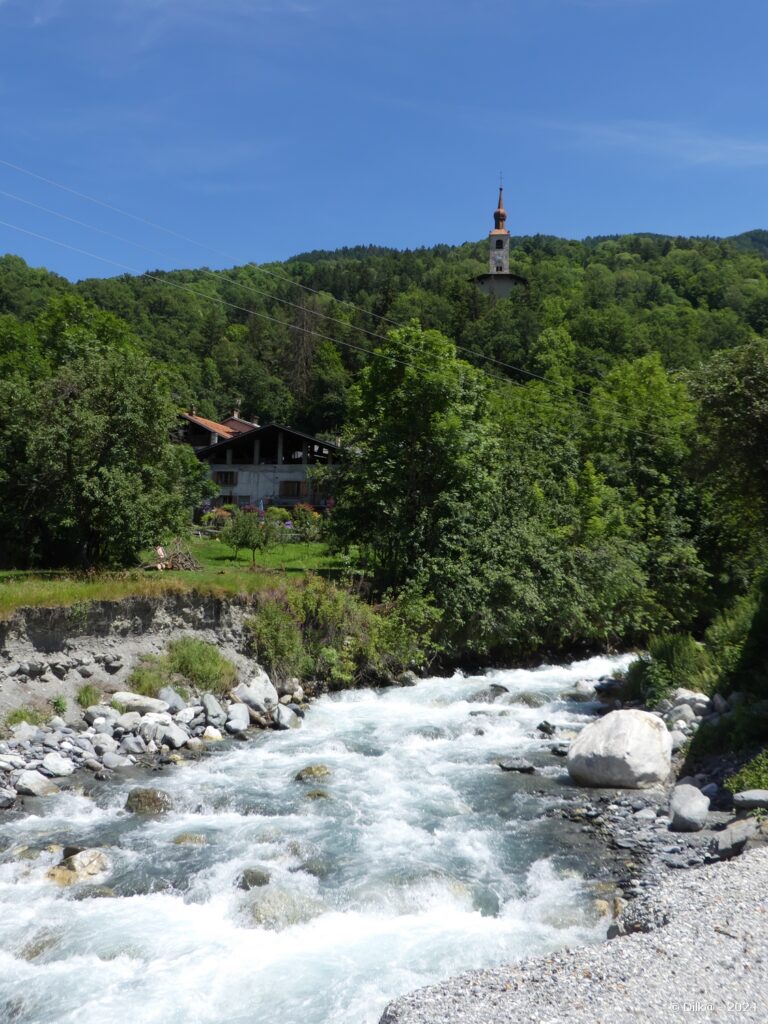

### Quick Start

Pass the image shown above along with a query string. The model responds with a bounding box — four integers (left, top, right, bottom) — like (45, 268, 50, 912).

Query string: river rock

(711, 692, 729, 715)
(119, 734, 147, 756)
(138, 721, 161, 745)
(175, 706, 200, 725)
(233, 674, 279, 714)
(669, 730, 687, 753)
(237, 867, 271, 889)
(498, 758, 536, 774)
(249, 886, 323, 929)
(10, 722, 41, 743)
(41, 752, 75, 777)
(669, 784, 710, 831)
(226, 703, 251, 733)
(16, 770, 60, 796)
(0, 787, 17, 808)
(102, 752, 132, 770)
(202, 693, 228, 727)
(566, 709, 672, 789)
(671, 688, 710, 714)
(84, 705, 119, 725)
(158, 686, 187, 713)
(116, 711, 142, 732)
(47, 849, 109, 886)
(272, 704, 301, 730)
(668, 703, 697, 725)
(161, 723, 190, 749)
(125, 787, 173, 815)
(715, 818, 758, 859)
(111, 692, 170, 715)
(507, 692, 548, 708)
(732, 789, 768, 810)
(93, 735, 120, 755)
(295, 764, 331, 781)
(202, 725, 223, 741)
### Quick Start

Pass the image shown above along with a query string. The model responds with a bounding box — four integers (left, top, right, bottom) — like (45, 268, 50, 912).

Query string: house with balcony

(195, 421, 340, 509)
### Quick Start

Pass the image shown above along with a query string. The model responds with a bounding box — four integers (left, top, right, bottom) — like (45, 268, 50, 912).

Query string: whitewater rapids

(0, 654, 633, 1024)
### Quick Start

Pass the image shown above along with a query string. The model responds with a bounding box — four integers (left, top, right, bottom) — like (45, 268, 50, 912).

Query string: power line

(0, 156, 595, 400)
(0, 215, 675, 443)
(0, 215, 591, 426)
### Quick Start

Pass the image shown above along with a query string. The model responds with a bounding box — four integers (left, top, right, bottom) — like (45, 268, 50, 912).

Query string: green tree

(332, 321, 501, 649)
(0, 349, 212, 568)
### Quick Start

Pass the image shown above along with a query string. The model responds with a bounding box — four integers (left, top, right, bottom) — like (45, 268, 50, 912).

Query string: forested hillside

(3, 232, 768, 693)
(3, 231, 768, 436)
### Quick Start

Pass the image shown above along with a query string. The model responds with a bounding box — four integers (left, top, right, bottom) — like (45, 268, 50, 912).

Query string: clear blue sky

(1, 0, 766, 280)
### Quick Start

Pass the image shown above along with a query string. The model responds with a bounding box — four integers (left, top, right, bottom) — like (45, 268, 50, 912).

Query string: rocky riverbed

(1, 632, 766, 1024)
(0, 652, 648, 1024)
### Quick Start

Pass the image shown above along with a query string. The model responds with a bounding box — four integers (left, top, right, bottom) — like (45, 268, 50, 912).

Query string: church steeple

(488, 184, 510, 274)
(473, 181, 525, 299)
(492, 187, 508, 233)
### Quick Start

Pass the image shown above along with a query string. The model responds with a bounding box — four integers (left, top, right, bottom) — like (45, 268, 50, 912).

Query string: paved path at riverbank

(381, 848, 768, 1024)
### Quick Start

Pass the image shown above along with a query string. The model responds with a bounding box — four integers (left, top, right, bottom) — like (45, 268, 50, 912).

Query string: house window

(495, 239, 504, 249)
(495, 265, 503, 273)
(214, 470, 238, 485)
(237, 495, 251, 507)
(279, 481, 302, 498)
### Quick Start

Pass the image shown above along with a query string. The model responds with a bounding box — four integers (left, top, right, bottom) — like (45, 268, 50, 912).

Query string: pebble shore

(380, 847, 768, 1024)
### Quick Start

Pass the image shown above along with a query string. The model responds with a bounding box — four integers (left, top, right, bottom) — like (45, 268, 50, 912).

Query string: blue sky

(0, 0, 766, 280)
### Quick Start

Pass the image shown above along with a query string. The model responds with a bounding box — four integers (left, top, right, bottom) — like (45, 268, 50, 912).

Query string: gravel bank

(380, 847, 768, 1024)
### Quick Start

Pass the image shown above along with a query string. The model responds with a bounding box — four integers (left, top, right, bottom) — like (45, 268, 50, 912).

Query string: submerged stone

(237, 867, 271, 890)
(47, 849, 110, 886)
(295, 764, 331, 782)
(125, 787, 173, 815)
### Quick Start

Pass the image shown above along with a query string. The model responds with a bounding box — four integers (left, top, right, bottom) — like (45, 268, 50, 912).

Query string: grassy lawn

(0, 537, 354, 619)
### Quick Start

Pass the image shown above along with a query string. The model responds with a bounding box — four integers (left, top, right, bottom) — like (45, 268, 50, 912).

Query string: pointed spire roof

(493, 186, 508, 232)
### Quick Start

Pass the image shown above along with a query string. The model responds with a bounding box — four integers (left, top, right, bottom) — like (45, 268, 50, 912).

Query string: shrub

(76, 683, 101, 708)
(704, 591, 759, 683)
(265, 506, 291, 523)
(50, 695, 67, 715)
(127, 655, 168, 698)
(725, 749, 768, 793)
(625, 633, 711, 705)
(244, 575, 441, 688)
(246, 597, 308, 682)
(375, 582, 443, 673)
(291, 504, 322, 543)
(5, 707, 46, 728)
(207, 507, 233, 528)
(165, 637, 238, 695)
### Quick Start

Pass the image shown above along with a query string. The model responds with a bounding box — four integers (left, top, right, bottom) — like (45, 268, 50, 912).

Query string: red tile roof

(181, 412, 236, 439)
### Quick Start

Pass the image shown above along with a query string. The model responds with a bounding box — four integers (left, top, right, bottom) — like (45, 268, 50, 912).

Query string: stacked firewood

(143, 538, 201, 571)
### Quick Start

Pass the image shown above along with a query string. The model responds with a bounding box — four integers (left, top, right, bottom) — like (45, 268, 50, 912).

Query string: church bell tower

(489, 186, 510, 274)
(473, 183, 525, 300)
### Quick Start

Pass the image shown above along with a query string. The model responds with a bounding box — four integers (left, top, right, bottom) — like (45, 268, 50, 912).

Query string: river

(0, 653, 633, 1024)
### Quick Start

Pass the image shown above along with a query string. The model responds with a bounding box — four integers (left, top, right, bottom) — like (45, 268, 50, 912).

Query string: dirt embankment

(0, 594, 256, 718)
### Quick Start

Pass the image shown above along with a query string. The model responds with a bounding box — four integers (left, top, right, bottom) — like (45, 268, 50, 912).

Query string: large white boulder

(566, 709, 672, 789)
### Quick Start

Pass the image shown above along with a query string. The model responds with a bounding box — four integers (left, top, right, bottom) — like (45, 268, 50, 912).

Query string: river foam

(0, 654, 633, 1024)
